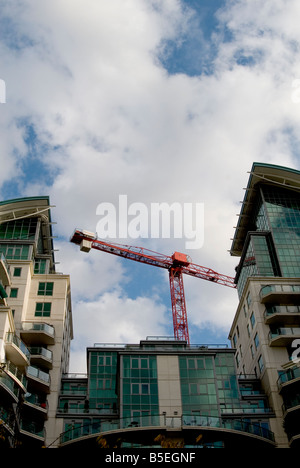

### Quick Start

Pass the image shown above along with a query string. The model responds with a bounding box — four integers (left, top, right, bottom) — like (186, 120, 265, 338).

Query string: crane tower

(70, 229, 236, 343)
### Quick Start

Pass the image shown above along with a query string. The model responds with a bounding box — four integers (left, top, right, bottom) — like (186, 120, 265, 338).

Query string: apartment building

(0, 197, 73, 447)
(56, 338, 276, 448)
(229, 162, 300, 447)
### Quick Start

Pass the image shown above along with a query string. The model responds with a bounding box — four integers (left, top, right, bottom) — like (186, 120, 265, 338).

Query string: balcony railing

(28, 346, 53, 362)
(5, 361, 27, 389)
(260, 284, 300, 303)
(21, 322, 55, 336)
(0, 373, 20, 399)
(0, 253, 11, 287)
(27, 365, 50, 385)
(6, 333, 31, 361)
(59, 413, 275, 445)
(20, 419, 45, 440)
(278, 366, 300, 389)
(264, 305, 300, 319)
(269, 327, 300, 344)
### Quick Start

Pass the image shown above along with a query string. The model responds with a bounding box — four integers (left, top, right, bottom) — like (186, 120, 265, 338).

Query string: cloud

(1, 0, 300, 371)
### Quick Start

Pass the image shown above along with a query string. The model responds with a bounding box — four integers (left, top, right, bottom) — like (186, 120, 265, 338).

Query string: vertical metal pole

(169, 267, 190, 343)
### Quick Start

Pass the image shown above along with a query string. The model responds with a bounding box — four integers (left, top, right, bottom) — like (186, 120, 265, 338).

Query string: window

(250, 312, 255, 329)
(35, 302, 51, 317)
(250, 345, 254, 358)
(0, 244, 30, 260)
(246, 291, 252, 307)
(247, 324, 251, 337)
(10, 288, 18, 298)
(34, 259, 47, 274)
(13, 267, 22, 277)
(254, 333, 260, 349)
(232, 333, 237, 347)
(97, 378, 112, 390)
(258, 355, 264, 373)
(38, 282, 54, 296)
(131, 383, 149, 394)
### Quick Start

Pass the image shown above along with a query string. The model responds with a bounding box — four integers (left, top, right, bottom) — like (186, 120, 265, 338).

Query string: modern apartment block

(0, 197, 73, 448)
(229, 163, 300, 448)
(56, 338, 276, 449)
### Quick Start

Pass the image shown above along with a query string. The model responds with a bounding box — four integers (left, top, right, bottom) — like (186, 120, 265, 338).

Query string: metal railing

(5, 332, 31, 361)
(59, 413, 275, 445)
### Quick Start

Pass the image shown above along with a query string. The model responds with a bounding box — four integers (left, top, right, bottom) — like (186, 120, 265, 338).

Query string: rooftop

(230, 162, 300, 257)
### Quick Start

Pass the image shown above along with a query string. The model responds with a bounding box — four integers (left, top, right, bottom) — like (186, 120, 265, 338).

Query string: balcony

(268, 327, 300, 346)
(0, 253, 11, 287)
(278, 366, 300, 391)
(24, 392, 48, 419)
(5, 361, 27, 392)
(264, 305, 300, 325)
(260, 284, 300, 304)
(28, 346, 53, 370)
(5, 333, 30, 367)
(282, 394, 300, 418)
(59, 413, 275, 447)
(0, 372, 21, 401)
(26, 365, 51, 393)
(21, 322, 55, 345)
(20, 419, 45, 442)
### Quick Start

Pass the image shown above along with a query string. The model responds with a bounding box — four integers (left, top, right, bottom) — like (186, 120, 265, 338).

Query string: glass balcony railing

(28, 346, 53, 362)
(20, 419, 45, 439)
(278, 366, 300, 389)
(5, 333, 31, 361)
(5, 361, 27, 389)
(59, 413, 275, 445)
(27, 365, 50, 385)
(0, 373, 20, 398)
(269, 327, 300, 342)
(264, 305, 300, 319)
(22, 322, 55, 337)
(260, 284, 300, 300)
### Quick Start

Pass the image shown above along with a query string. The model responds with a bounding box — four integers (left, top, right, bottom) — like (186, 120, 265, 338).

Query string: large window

(0, 244, 30, 260)
(0, 218, 38, 240)
(35, 302, 51, 317)
(38, 282, 54, 296)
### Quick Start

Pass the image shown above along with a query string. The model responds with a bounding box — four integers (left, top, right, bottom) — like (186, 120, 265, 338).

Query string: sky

(1, 0, 300, 373)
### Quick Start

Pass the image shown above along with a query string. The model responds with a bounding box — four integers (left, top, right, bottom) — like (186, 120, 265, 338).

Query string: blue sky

(1, 0, 300, 372)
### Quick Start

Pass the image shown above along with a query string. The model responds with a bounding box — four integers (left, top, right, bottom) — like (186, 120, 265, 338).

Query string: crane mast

(70, 229, 236, 344)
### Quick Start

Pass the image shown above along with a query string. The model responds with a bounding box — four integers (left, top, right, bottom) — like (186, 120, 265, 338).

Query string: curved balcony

(282, 395, 300, 418)
(268, 327, 300, 347)
(28, 346, 53, 370)
(264, 305, 300, 325)
(0, 253, 11, 287)
(260, 284, 300, 304)
(21, 322, 55, 345)
(5, 361, 27, 392)
(24, 392, 48, 419)
(5, 333, 30, 367)
(26, 365, 51, 393)
(20, 419, 45, 442)
(58, 414, 275, 448)
(278, 366, 300, 391)
(0, 372, 21, 401)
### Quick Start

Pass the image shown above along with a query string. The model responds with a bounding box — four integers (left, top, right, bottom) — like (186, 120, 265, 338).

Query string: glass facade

(236, 185, 300, 297)
(57, 342, 275, 447)
(89, 351, 118, 415)
(121, 354, 159, 426)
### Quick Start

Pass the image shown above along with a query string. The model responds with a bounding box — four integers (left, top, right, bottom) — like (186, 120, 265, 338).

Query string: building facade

(0, 197, 73, 447)
(229, 163, 300, 448)
(56, 338, 275, 449)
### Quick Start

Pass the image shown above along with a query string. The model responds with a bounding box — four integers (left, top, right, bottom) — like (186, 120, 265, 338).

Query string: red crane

(70, 229, 236, 344)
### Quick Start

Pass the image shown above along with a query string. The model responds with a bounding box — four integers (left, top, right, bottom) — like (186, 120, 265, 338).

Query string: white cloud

(1, 0, 300, 371)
